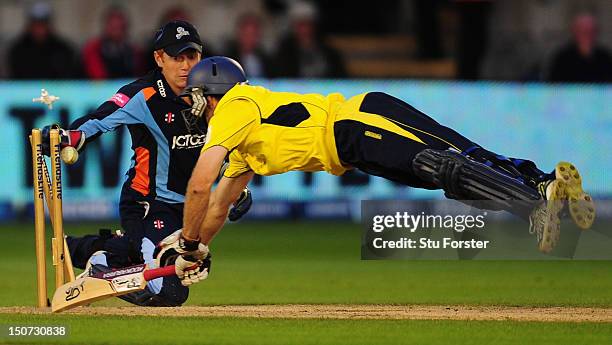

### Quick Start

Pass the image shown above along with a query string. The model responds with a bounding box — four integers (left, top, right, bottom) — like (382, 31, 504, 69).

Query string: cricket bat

(51, 264, 176, 313)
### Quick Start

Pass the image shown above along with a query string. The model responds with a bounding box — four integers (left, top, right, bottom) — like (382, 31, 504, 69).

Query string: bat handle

(143, 265, 176, 281)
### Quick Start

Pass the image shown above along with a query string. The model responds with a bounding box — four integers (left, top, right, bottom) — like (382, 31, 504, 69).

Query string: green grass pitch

(0, 221, 610, 344)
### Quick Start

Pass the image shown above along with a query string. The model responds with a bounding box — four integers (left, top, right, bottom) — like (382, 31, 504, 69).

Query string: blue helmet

(181, 56, 248, 133)
(185, 56, 248, 95)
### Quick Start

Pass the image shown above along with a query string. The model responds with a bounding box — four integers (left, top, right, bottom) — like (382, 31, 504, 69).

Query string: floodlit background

(0, 0, 610, 221)
(1, 3, 611, 344)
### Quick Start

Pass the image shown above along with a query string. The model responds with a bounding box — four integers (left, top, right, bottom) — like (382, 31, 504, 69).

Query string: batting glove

(175, 251, 212, 286)
(154, 229, 202, 266)
(154, 229, 212, 286)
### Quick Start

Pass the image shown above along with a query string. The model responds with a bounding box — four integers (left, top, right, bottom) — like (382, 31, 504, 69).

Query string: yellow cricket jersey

(202, 84, 350, 177)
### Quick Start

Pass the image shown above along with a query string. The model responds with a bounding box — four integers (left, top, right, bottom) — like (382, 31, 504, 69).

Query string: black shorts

(334, 92, 475, 188)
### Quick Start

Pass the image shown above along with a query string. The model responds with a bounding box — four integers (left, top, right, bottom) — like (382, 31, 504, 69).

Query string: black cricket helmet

(181, 56, 248, 132)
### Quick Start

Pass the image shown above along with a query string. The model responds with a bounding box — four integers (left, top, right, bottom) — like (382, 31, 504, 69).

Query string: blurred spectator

(8, 2, 80, 79)
(82, 6, 143, 79)
(224, 13, 272, 78)
(414, 0, 443, 59)
(456, 0, 491, 80)
(548, 13, 612, 83)
(272, 1, 346, 78)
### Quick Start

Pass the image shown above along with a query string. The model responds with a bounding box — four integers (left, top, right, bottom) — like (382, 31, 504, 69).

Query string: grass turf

(0, 314, 611, 345)
(1, 221, 611, 344)
(1, 221, 611, 307)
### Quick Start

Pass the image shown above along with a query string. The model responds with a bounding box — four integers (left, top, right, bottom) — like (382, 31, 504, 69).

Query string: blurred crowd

(5, 1, 345, 80)
(548, 13, 612, 82)
(3, 1, 612, 82)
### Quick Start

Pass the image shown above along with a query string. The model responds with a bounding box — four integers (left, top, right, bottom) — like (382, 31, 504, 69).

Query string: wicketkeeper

(166, 56, 595, 286)
(39, 24, 252, 307)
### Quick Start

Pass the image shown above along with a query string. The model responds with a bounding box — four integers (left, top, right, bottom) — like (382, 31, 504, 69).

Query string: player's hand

(228, 188, 252, 221)
(154, 229, 211, 286)
(41, 124, 86, 156)
(154, 229, 206, 266)
(175, 251, 212, 286)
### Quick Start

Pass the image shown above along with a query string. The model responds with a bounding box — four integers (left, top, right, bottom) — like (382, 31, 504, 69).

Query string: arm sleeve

(223, 150, 251, 178)
(70, 85, 152, 145)
(202, 99, 258, 152)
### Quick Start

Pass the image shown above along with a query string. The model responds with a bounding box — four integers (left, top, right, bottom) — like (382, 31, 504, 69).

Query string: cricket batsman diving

(165, 56, 595, 286)
(39, 23, 252, 307)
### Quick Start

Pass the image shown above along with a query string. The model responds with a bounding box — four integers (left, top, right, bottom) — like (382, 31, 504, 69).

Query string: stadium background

(0, 0, 610, 222)
(1, 80, 610, 222)
(0, 2, 611, 344)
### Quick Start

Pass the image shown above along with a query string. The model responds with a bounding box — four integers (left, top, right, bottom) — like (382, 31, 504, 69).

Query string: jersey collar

(154, 69, 190, 106)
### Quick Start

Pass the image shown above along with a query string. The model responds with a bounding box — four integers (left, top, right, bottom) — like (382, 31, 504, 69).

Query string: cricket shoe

(529, 179, 565, 253)
(529, 162, 595, 253)
(75, 250, 108, 279)
(553, 162, 595, 229)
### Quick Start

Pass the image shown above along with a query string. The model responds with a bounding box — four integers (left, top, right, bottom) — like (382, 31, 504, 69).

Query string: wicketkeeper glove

(228, 188, 252, 221)
(41, 124, 86, 156)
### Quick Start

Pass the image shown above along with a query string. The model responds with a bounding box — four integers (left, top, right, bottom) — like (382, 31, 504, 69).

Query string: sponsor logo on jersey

(164, 112, 175, 124)
(110, 93, 130, 107)
(176, 27, 190, 39)
(172, 134, 207, 150)
(156, 79, 167, 98)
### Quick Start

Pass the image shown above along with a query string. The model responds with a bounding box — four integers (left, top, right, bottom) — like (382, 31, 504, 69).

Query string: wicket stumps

(30, 128, 75, 308)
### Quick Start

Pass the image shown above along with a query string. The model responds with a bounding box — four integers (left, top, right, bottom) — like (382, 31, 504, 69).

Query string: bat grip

(143, 265, 176, 281)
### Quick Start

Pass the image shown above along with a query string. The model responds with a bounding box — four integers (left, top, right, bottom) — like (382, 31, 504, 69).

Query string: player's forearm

(182, 183, 212, 241)
(199, 200, 229, 245)
(183, 146, 229, 242)
(199, 173, 253, 244)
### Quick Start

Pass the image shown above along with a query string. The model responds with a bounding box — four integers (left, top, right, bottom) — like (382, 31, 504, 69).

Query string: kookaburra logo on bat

(64, 281, 85, 301)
